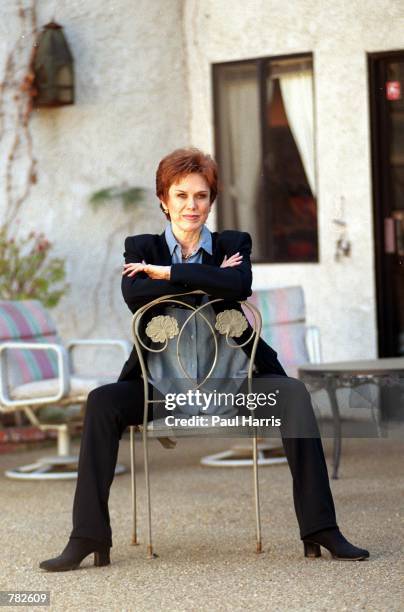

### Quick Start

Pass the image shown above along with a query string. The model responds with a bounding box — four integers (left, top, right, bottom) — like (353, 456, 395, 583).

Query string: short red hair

(156, 147, 218, 219)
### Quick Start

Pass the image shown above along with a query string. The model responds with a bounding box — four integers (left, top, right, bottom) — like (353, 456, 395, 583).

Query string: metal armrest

(66, 339, 132, 375)
(0, 341, 70, 409)
(305, 325, 323, 364)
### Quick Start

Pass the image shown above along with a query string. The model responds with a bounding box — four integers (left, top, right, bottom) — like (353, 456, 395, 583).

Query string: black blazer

(117, 228, 286, 382)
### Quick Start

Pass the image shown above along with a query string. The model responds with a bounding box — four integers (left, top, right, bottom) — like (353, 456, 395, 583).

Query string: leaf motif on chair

(215, 309, 248, 338)
(145, 315, 179, 343)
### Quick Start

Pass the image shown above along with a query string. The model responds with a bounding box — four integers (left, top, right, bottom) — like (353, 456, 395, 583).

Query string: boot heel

(94, 548, 111, 567)
(303, 541, 321, 558)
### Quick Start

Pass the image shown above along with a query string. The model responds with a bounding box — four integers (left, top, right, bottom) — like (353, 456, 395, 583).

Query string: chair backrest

(242, 286, 310, 377)
(0, 300, 61, 386)
(131, 291, 262, 417)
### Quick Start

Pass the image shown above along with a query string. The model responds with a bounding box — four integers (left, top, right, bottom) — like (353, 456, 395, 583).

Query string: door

(369, 51, 404, 357)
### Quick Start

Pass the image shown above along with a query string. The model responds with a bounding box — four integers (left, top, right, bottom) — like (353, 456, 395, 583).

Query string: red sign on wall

(386, 81, 401, 100)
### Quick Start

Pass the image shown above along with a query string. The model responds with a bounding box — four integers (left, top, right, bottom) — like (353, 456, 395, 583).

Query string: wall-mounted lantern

(32, 21, 74, 107)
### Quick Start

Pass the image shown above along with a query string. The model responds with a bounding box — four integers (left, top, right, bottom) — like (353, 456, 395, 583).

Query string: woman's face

(162, 172, 212, 233)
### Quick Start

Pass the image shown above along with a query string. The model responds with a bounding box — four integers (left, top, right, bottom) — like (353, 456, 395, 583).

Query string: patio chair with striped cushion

(0, 300, 131, 480)
(242, 285, 322, 377)
(200, 286, 322, 468)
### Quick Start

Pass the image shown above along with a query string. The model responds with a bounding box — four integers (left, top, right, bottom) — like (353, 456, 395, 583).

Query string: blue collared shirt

(146, 223, 250, 416)
(165, 221, 213, 264)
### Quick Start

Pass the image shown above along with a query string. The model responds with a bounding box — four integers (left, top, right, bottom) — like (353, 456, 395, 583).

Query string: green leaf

(88, 185, 147, 212)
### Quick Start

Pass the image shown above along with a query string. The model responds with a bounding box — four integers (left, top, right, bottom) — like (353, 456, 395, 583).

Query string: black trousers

(69, 360, 338, 547)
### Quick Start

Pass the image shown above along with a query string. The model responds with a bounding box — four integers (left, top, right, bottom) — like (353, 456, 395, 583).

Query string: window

(213, 53, 318, 263)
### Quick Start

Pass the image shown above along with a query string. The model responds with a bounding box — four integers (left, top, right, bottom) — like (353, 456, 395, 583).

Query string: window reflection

(214, 55, 318, 263)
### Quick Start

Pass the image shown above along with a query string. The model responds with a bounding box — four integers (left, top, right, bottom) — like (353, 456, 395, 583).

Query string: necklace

(180, 233, 201, 260)
(181, 245, 199, 260)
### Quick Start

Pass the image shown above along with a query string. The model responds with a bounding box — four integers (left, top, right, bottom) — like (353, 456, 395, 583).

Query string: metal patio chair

(128, 289, 263, 558)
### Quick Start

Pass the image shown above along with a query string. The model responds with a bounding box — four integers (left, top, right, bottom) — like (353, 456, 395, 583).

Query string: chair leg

(252, 433, 263, 553)
(130, 426, 139, 545)
(326, 380, 342, 479)
(57, 425, 71, 456)
(143, 430, 157, 559)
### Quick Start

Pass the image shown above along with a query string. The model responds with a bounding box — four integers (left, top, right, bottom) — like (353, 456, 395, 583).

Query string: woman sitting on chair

(39, 147, 369, 571)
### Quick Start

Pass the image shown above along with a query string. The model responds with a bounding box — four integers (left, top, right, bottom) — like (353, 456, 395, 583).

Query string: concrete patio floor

(0, 435, 403, 611)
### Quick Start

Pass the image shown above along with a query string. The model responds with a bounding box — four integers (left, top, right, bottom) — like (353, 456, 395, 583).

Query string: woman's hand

(220, 252, 243, 268)
(122, 260, 171, 280)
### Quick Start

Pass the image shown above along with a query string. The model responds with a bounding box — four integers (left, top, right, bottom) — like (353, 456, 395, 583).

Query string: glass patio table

(298, 358, 404, 479)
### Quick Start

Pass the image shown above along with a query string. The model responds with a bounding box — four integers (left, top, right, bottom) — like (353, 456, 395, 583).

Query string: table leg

(325, 378, 341, 479)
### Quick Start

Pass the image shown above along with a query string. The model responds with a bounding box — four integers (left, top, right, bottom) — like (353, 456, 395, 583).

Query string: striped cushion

(244, 286, 305, 325)
(242, 287, 309, 373)
(260, 321, 309, 374)
(0, 301, 61, 386)
(11, 375, 117, 400)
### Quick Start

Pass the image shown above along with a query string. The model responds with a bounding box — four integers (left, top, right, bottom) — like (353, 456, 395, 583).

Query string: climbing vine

(0, 2, 68, 306)
(0, 0, 38, 230)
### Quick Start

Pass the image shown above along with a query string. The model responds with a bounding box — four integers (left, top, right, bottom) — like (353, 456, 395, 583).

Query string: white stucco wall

(183, 0, 404, 361)
(1, 0, 403, 373)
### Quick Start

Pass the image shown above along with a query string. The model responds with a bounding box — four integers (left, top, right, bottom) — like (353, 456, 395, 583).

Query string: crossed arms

(121, 231, 253, 313)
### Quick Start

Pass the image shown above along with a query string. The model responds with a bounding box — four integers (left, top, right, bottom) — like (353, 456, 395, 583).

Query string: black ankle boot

(39, 537, 111, 572)
(302, 527, 369, 561)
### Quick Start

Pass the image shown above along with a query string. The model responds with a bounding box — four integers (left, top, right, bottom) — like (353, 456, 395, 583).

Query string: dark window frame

(212, 51, 318, 264)
(368, 48, 404, 357)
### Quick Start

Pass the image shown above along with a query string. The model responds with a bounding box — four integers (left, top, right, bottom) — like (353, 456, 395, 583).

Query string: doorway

(369, 51, 404, 357)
